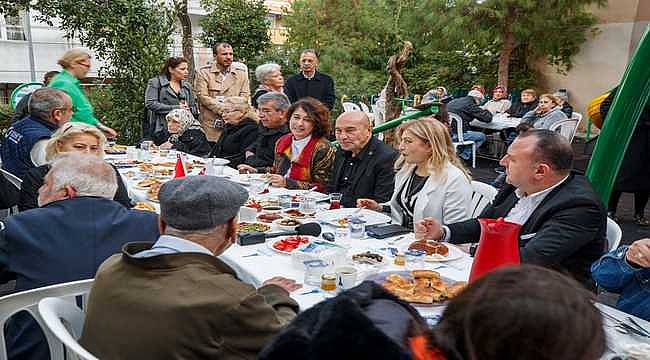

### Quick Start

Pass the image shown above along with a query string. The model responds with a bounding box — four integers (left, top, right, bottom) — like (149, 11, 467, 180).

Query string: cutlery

(627, 317, 650, 337)
(241, 253, 260, 258)
(298, 289, 321, 296)
(387, 235, 405, 245)
(601, 312, 650, 338)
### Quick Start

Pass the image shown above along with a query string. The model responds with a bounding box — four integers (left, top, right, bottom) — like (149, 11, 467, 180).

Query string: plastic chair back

(342, 102, 361, 112)
(0, 279, 94, 360)
(38, 298, 98, 360)
(549, 118, 579, 143)
(358, 102, 370, 113)
(606, 217, 622, 251)
(448, 112, 465, 142)
(470, 181, 497, 218)
(0, 169, 22, 191)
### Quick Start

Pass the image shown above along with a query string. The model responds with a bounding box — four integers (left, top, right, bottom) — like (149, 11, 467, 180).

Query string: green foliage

(0, 103, 13, 133)
(285, 0, 603, 99)
(0, 0, 29, 16)
(30, 0, 176, 144)
(199, 0, 271, 63)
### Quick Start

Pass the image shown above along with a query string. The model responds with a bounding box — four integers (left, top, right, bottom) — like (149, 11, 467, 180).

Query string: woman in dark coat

(252, 63, 285, 109)
(601, 86, 650, 226)
(210, 97, 259, 166)
(145, 57, 199, 144)
(18, 122, 131, 211)
(158, 109, 212, 157)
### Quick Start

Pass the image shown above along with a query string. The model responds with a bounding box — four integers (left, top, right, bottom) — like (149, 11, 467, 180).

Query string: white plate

(272, 218, 303, 231)
(259, 190, 329, 203)
(316, 208, 392, 227)
(412, 243, 464, 262)
(267, 235, 315, 255)
(238, 221, 272, 233)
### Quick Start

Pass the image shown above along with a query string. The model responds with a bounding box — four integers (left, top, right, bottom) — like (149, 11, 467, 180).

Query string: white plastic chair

(371, 99, 386, 140)
(606, 217, 622, 251)
(0, 168, 22, 190)
(449, 112, 476, 168)
(358, 102, 370, 113)
(342, 102, 361, 112)
(470, 181, 498, 218)
(0, 279, 94, 360)
(549, 118, 579, 143)
(38, 298, 98, 360)
(571, 112, 583, 124)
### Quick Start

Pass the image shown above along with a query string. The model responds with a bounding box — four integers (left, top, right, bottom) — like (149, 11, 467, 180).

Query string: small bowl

(273, 218, 303, 231)
(263, 206, 283, 213)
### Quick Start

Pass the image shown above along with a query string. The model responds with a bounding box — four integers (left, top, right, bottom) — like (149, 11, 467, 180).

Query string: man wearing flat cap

(80, 176, 301, 360)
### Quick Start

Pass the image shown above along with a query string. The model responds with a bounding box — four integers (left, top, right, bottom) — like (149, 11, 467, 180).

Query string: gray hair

(29, 88, 70, 121)
(257, 92, 290, 110)
(255, 63, 281, 83)
(48, 153, 117, 199)
(301, 49, 319, 59)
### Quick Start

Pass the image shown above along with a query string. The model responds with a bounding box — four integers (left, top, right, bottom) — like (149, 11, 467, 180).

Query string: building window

(1, 14, 26, 41)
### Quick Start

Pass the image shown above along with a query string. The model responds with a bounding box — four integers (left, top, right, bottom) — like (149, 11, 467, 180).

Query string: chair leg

(472, 144, 476, 168)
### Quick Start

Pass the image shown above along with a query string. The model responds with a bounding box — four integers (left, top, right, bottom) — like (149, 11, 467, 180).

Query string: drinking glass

(329, 193, 342, 210)
(299, 196, 317, 216)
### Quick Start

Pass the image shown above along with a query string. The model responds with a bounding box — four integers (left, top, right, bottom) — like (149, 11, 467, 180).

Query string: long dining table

(105, 147, 650, 358)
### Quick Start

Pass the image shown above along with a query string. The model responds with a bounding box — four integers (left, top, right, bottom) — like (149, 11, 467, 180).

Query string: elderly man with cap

(327, 111, 398, 207)
(446, 89, 492, 162)
(80, 176, 301, 360)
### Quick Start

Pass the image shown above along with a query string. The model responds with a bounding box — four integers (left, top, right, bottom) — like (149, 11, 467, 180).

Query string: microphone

(237, 222, 322, 246)
(265, 222, 322, 239)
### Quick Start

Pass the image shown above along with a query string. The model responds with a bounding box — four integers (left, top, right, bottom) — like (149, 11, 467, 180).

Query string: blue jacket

(0, 115, 57, 179)
(1, 196, 160, 360)
(591, 246, 650, 321)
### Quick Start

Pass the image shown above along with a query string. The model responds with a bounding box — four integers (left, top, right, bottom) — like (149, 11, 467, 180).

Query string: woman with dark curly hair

(266, 97, 335, 191)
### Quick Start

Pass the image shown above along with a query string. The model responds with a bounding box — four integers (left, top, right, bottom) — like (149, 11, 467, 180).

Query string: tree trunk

(384, 41, 413, 147)
(497, 7, 516, 89)
(176, 0, 195, 84)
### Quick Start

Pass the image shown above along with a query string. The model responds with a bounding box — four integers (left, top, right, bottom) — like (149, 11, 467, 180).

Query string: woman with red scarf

(266, 97, 335, 191)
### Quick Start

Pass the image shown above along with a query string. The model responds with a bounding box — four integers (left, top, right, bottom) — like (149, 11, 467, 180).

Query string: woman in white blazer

(358, 118, 472, 229)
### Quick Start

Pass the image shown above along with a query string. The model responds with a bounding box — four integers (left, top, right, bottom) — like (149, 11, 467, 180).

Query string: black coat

(600, 86, 650, 191)
(327, 137, 399, 208)
(245, 124, 290, 171)
(18, 164, 132, 211)
(284, 71, 335, 110)
(447, 96, 492, 133)
(447, 175, 606, 288)
(259, 281, 426, 360)
(210, 118, 259, 167)
(507, 99, 538, 118)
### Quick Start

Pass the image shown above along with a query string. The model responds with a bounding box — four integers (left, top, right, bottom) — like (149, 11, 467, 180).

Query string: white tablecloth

(470, 114, 521, 130)
(106, 148, 650, 355)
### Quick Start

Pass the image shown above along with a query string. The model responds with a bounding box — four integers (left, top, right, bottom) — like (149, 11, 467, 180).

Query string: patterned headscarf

(166, 108, 201, 144)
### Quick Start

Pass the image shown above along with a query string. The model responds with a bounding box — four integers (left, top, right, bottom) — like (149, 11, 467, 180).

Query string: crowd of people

(0, 43, 648, 360)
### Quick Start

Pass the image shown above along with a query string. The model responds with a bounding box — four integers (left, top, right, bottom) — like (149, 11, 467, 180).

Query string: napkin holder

(237, 232, 266, 246)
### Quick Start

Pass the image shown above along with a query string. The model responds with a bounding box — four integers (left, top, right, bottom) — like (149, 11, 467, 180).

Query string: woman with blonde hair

(48, 48, 118, 138)
(210, 97, 259, 166)
(18, 122, 131, 211)
(358, 118, 472, 229)
(519, 93, 568, 130)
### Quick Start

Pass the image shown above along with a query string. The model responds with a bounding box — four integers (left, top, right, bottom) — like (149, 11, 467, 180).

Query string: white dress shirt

(132, 235, 213, 258)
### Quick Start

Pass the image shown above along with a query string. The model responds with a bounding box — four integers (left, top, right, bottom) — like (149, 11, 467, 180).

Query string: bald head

(335, 111, 373, 155)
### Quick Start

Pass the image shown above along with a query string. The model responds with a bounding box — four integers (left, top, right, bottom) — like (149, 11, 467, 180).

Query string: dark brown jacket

(80, 242, 299, 360)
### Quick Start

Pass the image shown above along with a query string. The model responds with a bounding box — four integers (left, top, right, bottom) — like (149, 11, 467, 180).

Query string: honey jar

(320, 273, 337, 291)
(394, 253, 406, 266)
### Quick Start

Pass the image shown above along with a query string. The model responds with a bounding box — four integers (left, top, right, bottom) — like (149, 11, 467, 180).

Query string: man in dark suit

(327, 111, 398, 208)
(415, 129, 606, 287)
(284, 49, 335, 110)
(0, 153, 160, 360)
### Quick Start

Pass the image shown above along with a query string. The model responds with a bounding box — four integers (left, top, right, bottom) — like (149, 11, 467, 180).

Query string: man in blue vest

(0, 153, 160, 360)
(0, 88, 72, 179)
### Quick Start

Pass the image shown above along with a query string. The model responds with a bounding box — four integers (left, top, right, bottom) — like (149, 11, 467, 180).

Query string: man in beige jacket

(194, 42, 251, 141)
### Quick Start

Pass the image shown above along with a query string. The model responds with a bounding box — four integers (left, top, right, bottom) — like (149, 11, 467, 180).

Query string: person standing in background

(194, 43, 250, 142)
(144, 57, 199, 144)
(284, 49, 335, 110)
(48, 48, 117, 139)
(10, 71, 59, 124)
